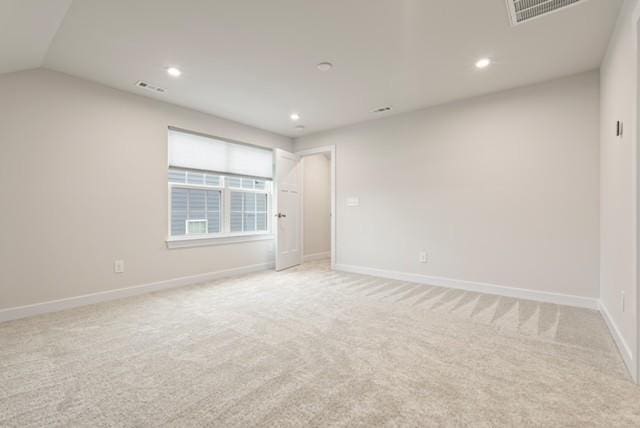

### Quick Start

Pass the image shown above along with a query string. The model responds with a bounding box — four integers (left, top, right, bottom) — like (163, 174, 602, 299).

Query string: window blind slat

(171, 188, 188, 236)
(188, 189, 206, 219)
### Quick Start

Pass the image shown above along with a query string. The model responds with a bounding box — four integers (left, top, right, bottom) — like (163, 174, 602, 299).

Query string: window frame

(166, 169, 273, 248)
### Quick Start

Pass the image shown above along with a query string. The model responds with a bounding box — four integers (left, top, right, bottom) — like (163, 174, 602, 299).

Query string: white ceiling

(0, 0, 72, 74)
(4, 0, 623, 137)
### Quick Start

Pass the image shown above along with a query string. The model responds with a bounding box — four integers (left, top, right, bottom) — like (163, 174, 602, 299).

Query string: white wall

(0, 69, 292, 310)
(599, 0, 640, 380)
(295, 72, 600, 302)
(302, 154, 331, 258)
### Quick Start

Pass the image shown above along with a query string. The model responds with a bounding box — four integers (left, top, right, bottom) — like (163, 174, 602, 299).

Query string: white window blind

(168, 129, 273, 179)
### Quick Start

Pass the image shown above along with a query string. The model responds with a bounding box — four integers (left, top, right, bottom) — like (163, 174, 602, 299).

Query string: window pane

(241, 178, 255, 189)
(243, 193, 256, 211)
(168, 169, 186, 183)
(205, 174, 221, 186)
(256, 212, 267, 231)
(206, 190, 220, 212)
(256, 193, 267, 212)
(255, 180, 266, 191)
(188, 189, 206, 219)
(244, 213, 256, 232)
(230, 191, 243, 232)
(169, 169, 222, 189)
(230, 212, 243, 232)
(171, 188, 188, 236)
(230, 191, 243, 212)
(227, 176, 242, 188)
(187, 171, 205, 185)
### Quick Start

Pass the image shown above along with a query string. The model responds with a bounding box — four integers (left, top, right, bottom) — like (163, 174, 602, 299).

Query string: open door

(274, 148, 302, 271)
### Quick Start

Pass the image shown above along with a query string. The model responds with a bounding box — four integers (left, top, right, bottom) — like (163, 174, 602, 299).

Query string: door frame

(295, 145, 336, 269)
(636, 11, 640, 385)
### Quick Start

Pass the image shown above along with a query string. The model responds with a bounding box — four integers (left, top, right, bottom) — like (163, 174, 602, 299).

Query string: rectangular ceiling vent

(506, 0, 586, 26)
(372, 106, 392, 114)
(136, 80, 166, 94)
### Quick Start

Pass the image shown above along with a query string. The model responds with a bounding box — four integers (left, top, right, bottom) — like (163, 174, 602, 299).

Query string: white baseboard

(598, 300, 636, 381)
(334, 264, 599, 310)
(0, 262, 274, 324)
(303, 251, 331, 262)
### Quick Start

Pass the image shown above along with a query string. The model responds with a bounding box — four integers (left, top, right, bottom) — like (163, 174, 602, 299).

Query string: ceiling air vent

(372, 106, 392, 114)
(506, 0, 586, 26)
(136, 80, 166, 94)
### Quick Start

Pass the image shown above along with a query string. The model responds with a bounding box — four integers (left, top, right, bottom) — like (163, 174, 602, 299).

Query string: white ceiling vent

(506, 0, 587, 26)
(372, 106, 392, 114)
(135, 80, 166, 94)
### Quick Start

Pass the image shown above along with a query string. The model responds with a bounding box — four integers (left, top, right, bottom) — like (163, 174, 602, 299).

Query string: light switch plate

(347, 197, 360, 207)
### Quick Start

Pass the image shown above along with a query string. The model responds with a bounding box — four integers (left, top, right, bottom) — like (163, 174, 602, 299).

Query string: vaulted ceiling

(2, 0, 623, 137)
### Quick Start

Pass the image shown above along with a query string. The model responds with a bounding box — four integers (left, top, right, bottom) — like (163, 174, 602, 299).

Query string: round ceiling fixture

(317, 62, 333, 72)
(166, 67, 182, 77)
(290, 113, 300, 121)
(475, 58, 491, 69)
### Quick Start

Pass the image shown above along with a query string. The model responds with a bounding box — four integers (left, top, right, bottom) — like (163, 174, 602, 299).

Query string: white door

(274, 148, 302, 271)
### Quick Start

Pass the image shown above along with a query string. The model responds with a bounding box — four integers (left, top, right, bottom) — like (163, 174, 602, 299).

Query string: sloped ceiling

(2, 0, 624, 137)
(0, 0, 72, 74)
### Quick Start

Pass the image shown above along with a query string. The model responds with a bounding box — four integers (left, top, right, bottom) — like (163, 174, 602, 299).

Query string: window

(167, 129, 273, 245)
(169, 168, 271, 239)
(169, 168, 223, 237)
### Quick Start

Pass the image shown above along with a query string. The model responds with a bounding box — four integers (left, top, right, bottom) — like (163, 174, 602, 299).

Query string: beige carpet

(1, 260, 639, 427)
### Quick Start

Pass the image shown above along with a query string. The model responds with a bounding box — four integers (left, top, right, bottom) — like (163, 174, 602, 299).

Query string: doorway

(297, 146, 336, 268)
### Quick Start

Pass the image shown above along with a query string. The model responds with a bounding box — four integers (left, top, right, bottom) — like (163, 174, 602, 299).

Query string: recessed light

(167, 67, 182, 77)
(290, 113, 300, 121)
(317, 62, 333, 71)
(475, 58, 491, 69)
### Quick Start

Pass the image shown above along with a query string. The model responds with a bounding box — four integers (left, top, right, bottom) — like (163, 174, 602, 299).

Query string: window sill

(166, 233, 274, 249)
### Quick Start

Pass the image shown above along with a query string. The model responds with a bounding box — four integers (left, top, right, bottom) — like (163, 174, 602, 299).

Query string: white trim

(303, 251, 331, 262)
(599, 299, 636, 381)
(166, 233, 273, 249)
(330, 146, 336, 269)
(295, 145, 336, 269)
(300, 158, 305, 267)
(295, 145, 335, 157)
(334, 263, 599, 310)
(635, 3, 640, 386)
(0, 262, 274, 324)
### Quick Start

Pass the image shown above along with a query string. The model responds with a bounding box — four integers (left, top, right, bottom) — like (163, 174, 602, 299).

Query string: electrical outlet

(419, 251, 428, 263)
(622, 291, 625, 312)
(114, 260, 125, 274)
